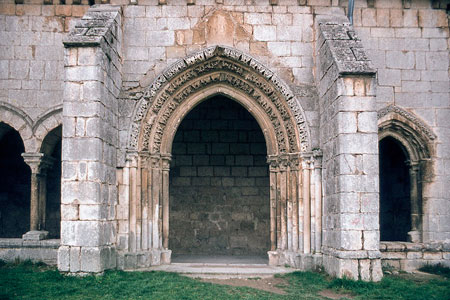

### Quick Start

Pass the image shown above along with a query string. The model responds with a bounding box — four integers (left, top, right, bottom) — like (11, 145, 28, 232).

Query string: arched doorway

(40, 126, 62, 238)
(169, 95, 269, 259)
(379, 137, 411, 241)
(122, 46, 318, 267)
(0, 123, 31, 237)
(378, 105, 436, 243)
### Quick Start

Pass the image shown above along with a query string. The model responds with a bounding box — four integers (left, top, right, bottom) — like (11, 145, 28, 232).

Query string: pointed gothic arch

(120, 46, 322, 267)
(378, 105, 436, 243)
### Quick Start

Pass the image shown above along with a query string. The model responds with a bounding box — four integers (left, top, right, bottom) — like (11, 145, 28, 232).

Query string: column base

(407, 231, 421, 243)
(323, 253, 383, 281)
(22, 230, 49, 241)
(117, 249, 172, 270)
(268, 250, 322, 270)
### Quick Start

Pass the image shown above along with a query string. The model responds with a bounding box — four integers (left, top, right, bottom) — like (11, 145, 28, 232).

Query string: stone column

(408, 161, 421, 243)
(313, 150, 323, 253)
(268, 156, 279, 252)
(301, 153, 312, 254)
(22, 153, 54, 241)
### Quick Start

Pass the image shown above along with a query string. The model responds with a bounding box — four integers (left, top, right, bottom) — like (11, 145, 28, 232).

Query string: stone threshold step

(141, 263, 294, 278)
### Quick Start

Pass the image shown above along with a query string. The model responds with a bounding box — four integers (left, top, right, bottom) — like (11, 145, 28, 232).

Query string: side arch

(377, 105, 436, 243)
(378, 105, 435, 161)
(32, 105, 63, 154)
(0, 102, 33, 152)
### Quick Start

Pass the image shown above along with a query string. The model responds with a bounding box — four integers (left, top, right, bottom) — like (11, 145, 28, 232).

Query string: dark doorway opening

(0, 123, 31, 238)
(379, 137, 411, 241)
(169, 96, 270, 257)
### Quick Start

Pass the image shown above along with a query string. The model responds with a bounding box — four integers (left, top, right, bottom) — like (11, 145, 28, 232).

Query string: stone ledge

(0, 238, 60, 249)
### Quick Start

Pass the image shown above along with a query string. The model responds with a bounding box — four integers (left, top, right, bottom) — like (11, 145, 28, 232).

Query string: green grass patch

(419, 263, 450, 279)
(0, 262, 449, 300)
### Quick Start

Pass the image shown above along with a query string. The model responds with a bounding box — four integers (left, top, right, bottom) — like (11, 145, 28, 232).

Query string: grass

(0, 261, 449, 300)
(419, 263, 450, 279)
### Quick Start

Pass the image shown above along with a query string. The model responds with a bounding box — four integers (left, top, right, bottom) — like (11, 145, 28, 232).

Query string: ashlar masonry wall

(353, 0, 450, 243)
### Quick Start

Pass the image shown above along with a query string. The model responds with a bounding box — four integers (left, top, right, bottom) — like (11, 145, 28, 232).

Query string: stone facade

(0, 0, 449, 281)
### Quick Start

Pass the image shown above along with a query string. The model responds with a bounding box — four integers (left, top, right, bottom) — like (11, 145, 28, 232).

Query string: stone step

(143, 263, 294, 279)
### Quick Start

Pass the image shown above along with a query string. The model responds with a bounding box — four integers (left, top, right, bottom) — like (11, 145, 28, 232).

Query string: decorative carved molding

(128, 46, 311, 154)
(377, 105, 437, 141)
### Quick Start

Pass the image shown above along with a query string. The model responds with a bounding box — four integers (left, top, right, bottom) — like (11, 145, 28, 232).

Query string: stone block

(254, 25, 276, 41)
(363, 230, 379, 250)
(362, 8, 376, 27)
(357, 112, 377, 133)
(62, 181, 101, 205)
(146, 31, 175, 47)
(69, 246, 81, 272)
(378, 69, 401, 86)
(9, 60, 29, 79)
(403, 9, 418, 27)
(423, 252, 442, 260)
(426, 52, 449, 71)
(371, 259, 383, 281)
(244, 13, 271, 25)
(386, 51, 415, 69)
(340, 230, 362, 250)
(267, 42, 290, 56)
(337, 112, 357, 133)
(57, 246, 70, 272)
(61, 204, 79, 221)
(214, 166, 230, 176)
(80, 247, 103, 273)
(79, 205, 107, 221)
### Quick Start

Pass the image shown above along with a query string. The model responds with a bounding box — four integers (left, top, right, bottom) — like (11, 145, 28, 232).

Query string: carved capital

(161, 154, 172, 171)
(300, 152, 313, 169)
(126, 151, 139, 168)
(312, 148, 323, 169)
(150, 155, 161, 169)
(279, 154, 289, 171)
(267, 155, 279, 172)
(22, 153, 54, 175)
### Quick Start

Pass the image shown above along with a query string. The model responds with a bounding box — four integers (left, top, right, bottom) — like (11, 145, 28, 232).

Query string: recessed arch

(377, 105, 436, 243)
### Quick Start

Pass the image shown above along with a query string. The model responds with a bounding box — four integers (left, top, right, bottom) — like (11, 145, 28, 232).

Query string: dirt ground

(200, 272, 445, 299)
(200, 277, 354, 299)
(200, 277, 289, 295)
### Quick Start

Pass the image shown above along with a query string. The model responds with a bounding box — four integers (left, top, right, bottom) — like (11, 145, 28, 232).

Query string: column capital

(267, 155, 280, 172)
(406, 160, 420, 171)
(22, 153, 55, 174)
(161, 154, 172, 171)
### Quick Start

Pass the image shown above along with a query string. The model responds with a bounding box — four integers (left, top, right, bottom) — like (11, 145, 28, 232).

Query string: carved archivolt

(378, 105, 435, 160)
(128, 46, 311, 155)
